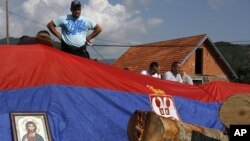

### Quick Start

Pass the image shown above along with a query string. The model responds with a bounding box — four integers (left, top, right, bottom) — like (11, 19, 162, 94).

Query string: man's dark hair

(19, 35, 30, 40)
(17, 36, 36, 45)
(71, 0, 81, 8)
(171, 61, 180, 69)
(149, 62, 159, 69)
(37, 30, 50, 37)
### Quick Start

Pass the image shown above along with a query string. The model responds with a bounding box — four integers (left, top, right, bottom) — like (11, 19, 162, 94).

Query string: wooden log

(219, 94, 250, 129)
(127, 110, 228, 141)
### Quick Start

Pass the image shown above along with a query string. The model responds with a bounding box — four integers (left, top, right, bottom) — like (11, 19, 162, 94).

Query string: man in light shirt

(163, 61, 183, 83)
(141, 62, 161, 79)
(47, 0, 102, 58)
(180, 69, 193, 85)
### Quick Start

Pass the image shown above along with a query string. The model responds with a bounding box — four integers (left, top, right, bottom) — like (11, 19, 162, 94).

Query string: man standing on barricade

(47, 0, 102, 58)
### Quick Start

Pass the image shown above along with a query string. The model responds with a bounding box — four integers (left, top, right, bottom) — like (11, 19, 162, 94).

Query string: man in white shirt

(180, 69, 193, 85)
(163, 61, 183, 83)
(141, 62, 161, 79)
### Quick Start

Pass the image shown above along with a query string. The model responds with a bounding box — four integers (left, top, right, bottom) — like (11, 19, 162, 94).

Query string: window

(193, 79, 203, 85)
(195, 48, 203, 74)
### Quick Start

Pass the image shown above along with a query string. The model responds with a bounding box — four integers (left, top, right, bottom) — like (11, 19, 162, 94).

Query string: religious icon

(10, 112, 52, 141)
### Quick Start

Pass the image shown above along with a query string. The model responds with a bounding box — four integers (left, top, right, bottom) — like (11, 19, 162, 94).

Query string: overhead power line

(7, 10, 133, 45)
(91, 46, 109, 63)
(95, 38, 133, 46)
(92, 41, 250, 48)
(92, 44, 131, 47)
(9, 10, 46, 27)
(5, 11, 250, 47)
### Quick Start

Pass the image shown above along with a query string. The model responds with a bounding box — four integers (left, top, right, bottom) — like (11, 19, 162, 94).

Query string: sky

(0, 0, 249, 59)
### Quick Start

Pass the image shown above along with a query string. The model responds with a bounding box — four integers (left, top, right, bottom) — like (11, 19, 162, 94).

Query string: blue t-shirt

(53, 15, 96, 47)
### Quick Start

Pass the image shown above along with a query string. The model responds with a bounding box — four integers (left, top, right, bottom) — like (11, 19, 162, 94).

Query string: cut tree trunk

(219, 94, 250, 129)
(127, 110, 228, 141)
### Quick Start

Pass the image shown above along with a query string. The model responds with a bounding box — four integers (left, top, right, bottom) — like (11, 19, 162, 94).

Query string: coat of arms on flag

(149, 94, 181, 121)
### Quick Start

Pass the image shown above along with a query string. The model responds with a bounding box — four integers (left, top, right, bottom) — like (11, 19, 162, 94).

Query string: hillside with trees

(215, 42, 250, 84)
(0, 37, 19, 44)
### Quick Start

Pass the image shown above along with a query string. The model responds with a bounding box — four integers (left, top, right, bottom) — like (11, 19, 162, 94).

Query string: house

(113, 34, 238, 84)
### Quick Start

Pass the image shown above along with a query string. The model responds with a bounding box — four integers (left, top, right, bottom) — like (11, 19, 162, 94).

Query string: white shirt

(163, 71, 183, 83)
(141, 70, 161, 79)
(182, 73, 193, 85)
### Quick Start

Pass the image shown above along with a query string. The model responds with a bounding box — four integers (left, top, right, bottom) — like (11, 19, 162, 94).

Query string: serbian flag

(0, 44, 250, 141)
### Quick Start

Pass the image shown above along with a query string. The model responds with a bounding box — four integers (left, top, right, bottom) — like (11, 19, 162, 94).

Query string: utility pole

(6, 0, 9, 44)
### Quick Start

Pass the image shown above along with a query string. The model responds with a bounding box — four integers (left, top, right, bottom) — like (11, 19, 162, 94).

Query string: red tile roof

(113, 34, 207, 73)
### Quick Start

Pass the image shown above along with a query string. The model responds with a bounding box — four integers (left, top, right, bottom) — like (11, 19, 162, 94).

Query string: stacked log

(219, 94, 250, 129)
(127, 110, 228, 141)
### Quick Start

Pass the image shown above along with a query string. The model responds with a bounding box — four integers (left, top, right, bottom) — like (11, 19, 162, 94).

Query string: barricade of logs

(127, 93, 250, 141)
(127, 110, 228, 141)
